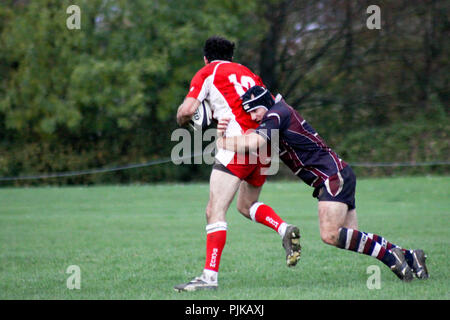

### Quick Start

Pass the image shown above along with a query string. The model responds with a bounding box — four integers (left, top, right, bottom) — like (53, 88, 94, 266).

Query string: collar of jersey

(210, 60, 231, 63)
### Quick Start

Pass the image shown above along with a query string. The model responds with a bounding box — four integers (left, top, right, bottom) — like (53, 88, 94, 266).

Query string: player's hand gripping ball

(189, 100, 212, 131)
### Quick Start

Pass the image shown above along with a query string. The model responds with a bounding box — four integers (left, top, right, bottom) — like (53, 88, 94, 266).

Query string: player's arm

(219, 133, 266, 154)
(177, 66, 210, 126)
(176, 97, 201, 126)
(216, 118, 267, 153)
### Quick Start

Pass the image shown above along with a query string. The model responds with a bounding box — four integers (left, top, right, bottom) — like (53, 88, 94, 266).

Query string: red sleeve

(186, 66, 211, 101)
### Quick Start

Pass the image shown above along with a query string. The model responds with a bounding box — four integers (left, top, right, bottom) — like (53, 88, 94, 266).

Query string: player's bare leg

(318, 201, 348, 246)
(206, 169, 241, 223)
(236, 180, 262, 220)
(237, 181, 301, 267)
(174, 169, 241, 292)
(318, 201, 413, 281)
(343, 208, 358, 230)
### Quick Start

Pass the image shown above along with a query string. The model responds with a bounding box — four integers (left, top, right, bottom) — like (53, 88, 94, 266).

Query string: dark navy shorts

(312, 165, 356, 210)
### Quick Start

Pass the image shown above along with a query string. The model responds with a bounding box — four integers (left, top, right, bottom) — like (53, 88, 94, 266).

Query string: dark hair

(203, 36, 235, 62)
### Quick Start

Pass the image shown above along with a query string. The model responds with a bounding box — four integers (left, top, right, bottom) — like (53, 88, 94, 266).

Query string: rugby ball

(190, 100, 212, 131)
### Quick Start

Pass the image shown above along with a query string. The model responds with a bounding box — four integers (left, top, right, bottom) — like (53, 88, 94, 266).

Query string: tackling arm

(217, 132, 267, 154)
(176, 97, 201, 126)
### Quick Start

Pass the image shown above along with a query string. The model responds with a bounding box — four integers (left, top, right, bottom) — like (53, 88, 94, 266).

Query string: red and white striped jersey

(186, 60, 266, 165)
(186, 60, 265, 133)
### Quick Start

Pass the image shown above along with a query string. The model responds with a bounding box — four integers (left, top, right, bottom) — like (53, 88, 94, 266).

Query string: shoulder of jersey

(197, 62, 218, 74)
(267, 103, 288, 121)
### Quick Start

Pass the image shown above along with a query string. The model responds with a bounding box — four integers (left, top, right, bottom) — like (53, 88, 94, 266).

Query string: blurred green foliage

(0, 0, 448, 185)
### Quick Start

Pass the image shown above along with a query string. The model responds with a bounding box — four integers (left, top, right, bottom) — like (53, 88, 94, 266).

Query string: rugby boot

(410, 249, 429, 279)
(390, 248, 414, 282)
(174, 273, 218, 292)
(282, 225, 301, 267)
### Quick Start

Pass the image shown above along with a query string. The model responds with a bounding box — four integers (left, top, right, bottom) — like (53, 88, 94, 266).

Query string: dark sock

(361, 231, 413, 267)
(337, 228, 396, 267)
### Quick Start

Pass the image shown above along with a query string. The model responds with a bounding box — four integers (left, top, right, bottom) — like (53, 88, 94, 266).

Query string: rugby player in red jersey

(217, 86, 429, 282)
(174, 37, 301, 292)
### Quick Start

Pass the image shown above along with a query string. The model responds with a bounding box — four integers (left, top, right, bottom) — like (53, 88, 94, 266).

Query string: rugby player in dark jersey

(216, 85, 429, 281)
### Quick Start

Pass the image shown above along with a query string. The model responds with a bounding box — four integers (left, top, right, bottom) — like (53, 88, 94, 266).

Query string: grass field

(0, 176, 449, 300)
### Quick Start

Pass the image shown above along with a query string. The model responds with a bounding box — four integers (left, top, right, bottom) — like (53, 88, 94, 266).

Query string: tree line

(0, 0, 448, 185)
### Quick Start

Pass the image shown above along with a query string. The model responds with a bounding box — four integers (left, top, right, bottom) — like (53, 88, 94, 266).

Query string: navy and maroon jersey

(255, 97, 347, 189)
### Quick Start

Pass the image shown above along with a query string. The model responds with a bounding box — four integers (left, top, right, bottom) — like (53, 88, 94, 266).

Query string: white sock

(202, 269, 218, 284)
(277, 222, 288, 238)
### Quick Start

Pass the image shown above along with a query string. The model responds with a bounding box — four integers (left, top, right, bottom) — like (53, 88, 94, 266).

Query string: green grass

(0, 176, 449, 299)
